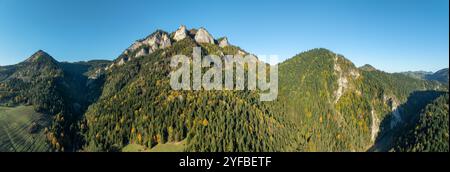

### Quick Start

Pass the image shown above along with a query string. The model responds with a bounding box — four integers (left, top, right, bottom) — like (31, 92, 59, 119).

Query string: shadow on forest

(60, 62, 106, 115)
(57, 62, 107, 151)
(368, 90, 446, 152)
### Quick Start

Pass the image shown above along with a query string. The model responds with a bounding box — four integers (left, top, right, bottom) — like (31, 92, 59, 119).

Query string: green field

(0, 106, 51, 152)
(122, 140, 186, 152)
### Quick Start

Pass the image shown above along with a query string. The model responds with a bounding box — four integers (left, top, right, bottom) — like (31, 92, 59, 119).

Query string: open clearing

(0, 106, 51, 152)
(122, 140, 186, 152)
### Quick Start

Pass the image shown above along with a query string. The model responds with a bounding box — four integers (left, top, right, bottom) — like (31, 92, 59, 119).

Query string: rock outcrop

(333, 55, 360, 103)
(219, 37, 230, 47)
(238, 50, 247, 56)
(384, 95, 402, 129)
(194, 28, 215, 44)
(135, 48, 148, 58)
(144, 31, 172, 52)
(124, 30, 172, 59)
(370, 109, 380, 142)
(173, 25, 188, 41)
(108, 26, 243, 70)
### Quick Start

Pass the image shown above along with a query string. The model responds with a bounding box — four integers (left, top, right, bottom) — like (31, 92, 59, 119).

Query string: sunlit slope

(0, 106, 51, 152)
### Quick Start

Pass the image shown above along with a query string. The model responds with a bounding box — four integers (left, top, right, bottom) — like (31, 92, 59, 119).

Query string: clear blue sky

(0, 0, 448, 72)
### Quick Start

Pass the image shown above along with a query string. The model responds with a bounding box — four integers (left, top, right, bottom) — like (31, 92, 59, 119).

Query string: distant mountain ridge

(399, 68, 448, 85)
(426, 68, 449, 85)
(359, 64, 378, 72)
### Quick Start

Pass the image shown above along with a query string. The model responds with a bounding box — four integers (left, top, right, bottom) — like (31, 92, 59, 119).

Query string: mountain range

(399, 68, 449, 85)
(0, 26, 448, 152)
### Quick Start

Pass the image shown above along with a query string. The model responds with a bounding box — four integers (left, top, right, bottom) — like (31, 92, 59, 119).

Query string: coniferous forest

(0, 27, 448, 152)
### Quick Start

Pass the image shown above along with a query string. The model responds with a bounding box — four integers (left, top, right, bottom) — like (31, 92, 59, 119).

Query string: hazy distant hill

(399, 68, 449, 85)
(426, 68, 449, 85)
(399, 71, 433, 80)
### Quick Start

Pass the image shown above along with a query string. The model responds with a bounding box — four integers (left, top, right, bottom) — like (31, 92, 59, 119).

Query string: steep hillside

(392, 93, 449, 152)
(82, 27, 296, 152)
(0, 51, 111, 151)
(0, 50, 65, 114)
(0, 26, 446, 152)
(426, 68, 449, 85)
(275, 48, 444, 151)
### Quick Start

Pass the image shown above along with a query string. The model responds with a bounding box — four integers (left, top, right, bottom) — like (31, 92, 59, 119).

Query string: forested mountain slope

(82, 28, 296, 152)
(0, 26, 447, 152)
(392, 93, 448, 152)
(0, 51, 110, 151)
(275, 48, 445, 151)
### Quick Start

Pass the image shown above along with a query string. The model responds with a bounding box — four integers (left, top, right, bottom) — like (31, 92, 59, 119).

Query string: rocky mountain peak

(109, 26, 233, 69)
(194, 27, 215, 44)
(218, 37, 230, 47)
(125, 30, 172, 59)
(173, 25, 188, 41)
(145, 30, 171, 49)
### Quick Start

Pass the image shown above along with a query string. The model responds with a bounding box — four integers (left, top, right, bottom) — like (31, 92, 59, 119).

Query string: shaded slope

(392, 93, 449, 152)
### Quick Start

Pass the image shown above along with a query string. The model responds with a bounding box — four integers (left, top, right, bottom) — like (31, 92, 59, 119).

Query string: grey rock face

(194, 28, 215, 44)
(219, 37, 230, 47)
(173, 25, 188, 41)
(128, 41, 144, 53)
(160, 34, 171, 48)
(144, 31, 172, 51)
(117, 58, 126, 66)
(126, 30, 172, 54)
(135, 48, 148, 58)
(110, 26, 231, 70)
(238, 50, 246, 56)
(117, 30, 173, 63)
